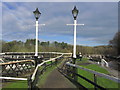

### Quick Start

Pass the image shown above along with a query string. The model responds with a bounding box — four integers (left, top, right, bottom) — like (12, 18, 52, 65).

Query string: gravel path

(103, 66, 120, 78)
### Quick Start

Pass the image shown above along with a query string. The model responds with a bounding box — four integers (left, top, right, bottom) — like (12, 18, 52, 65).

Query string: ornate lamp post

(72, 6, 79, 60)
(67, 6, 84, 64)
(33, 8, 41, 67)
(33, 8, 41, 57)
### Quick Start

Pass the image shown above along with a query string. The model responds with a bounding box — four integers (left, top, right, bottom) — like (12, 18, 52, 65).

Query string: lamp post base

(33, 56, 38, 67)
(72, 57, 76, 64)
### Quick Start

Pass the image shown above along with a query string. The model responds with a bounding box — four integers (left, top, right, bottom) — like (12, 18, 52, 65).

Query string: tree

(109, 32, 120, 55)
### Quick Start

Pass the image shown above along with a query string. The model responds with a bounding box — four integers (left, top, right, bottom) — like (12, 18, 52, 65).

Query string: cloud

(2, 0, 120, 2)
(2, 2, 118, 46)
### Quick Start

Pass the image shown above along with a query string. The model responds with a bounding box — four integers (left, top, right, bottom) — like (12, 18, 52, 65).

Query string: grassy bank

(76, 58, 119, 88)
(2, 80, 28, 89)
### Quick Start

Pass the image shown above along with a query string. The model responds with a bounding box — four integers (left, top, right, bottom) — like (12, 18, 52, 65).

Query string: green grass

(76, 58, 89, 64)
(2, 80, 28, 89)
(46, 61, 55, 64)
(76, 58, 119, 88)
(82, 64, 109, 74)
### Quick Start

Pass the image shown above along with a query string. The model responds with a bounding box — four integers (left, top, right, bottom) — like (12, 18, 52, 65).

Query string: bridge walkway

(37, 58, 77, 88)
(39, 68, 76, 88)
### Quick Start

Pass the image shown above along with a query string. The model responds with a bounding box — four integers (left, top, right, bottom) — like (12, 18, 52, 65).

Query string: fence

(59, 60, 120, 89)
(27, 54, 63, 89)
(1, 60, 35, 77)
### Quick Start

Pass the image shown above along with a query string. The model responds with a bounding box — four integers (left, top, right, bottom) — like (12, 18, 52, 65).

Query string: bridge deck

(38, 68, 76, 88)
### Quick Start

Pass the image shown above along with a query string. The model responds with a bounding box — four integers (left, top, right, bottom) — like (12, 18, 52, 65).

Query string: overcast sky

(1, 1, 118, 46)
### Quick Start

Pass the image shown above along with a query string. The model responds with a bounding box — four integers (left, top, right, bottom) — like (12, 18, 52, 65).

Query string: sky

(1, 1, 118, 46)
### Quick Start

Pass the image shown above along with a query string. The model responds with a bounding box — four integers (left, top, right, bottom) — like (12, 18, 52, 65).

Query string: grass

(2, 60, 62, 89)
(76, 58, 119, 88)
(83, 64, 109, 74)
(46, 61, 55, 64)
(76, 58, 88, 64)
(2, 80, 28, 89)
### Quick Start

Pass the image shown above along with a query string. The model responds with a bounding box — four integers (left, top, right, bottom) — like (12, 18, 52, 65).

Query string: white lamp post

(72, 6, 78, 59)
(33, 8, 41, 57)
(67, 6, 84, 60)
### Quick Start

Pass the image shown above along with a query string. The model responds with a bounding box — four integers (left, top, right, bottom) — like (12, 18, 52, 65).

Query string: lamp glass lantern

(33, 8, 41, 20)
(72, 6, 79, 20)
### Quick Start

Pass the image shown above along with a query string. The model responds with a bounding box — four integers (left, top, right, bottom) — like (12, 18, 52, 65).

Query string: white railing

(1, 52, 72, 55)
(0, 77, 27, 80)
(0, 54, 63, 81)
(101, 59, 109, 67)
(0, 60, 35, 65)
(31, 54, 63, 81)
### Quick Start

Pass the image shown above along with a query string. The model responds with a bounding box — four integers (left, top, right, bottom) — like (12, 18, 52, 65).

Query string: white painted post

(101, 59, 104, 67)
(73, 19, 77, 58)
(66, 23, 84, 59)
(24, 55, 26, 58)
(35, 20, 38, 56)
(17, 55, 19, 59)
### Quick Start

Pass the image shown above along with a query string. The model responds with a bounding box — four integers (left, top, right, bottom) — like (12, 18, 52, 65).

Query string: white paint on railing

(1, 54, 63, 81)
(0, 58, 4, 63)
(1, 52, 72, 55)
(0, 77, 27, 80)
(31, 54, 63, 81)
(0, 60, 35, 65)
(101, 59, 109, 67)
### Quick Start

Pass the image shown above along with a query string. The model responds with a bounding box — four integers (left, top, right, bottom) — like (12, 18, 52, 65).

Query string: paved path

(40, 68, 76, 88)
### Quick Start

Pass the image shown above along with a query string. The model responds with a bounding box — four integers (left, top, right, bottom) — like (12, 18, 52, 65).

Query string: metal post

(34, 56, 38, 67)
(72, 58, 76, 79)
(51, 61, 52, 66)
(35, 20, 38, 56)
(94, 74, 97, 90)
(74, 67, 78, 82)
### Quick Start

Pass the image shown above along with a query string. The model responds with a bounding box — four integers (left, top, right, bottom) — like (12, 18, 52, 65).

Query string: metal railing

(66, 62, 120, 83)
(59, 60, 120, 89)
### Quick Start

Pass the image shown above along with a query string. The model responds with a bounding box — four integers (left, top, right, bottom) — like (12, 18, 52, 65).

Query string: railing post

(66, 65, 69, 76)
(51, 61, 52, 66)
(44, 62, 46, 71)
(55, 59, 57, 65)
(94, 74, 97, 90)
(27, 75, 33, 90)
(74, 67, 78, 82)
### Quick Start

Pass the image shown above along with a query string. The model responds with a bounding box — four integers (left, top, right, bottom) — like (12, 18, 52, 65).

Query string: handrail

(31, 54, 63, 81)
(0, 77, 27, 80)
(66, 62, 120, 83)
(0, 60, 35, 65)
(1, 52, 72, 55)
